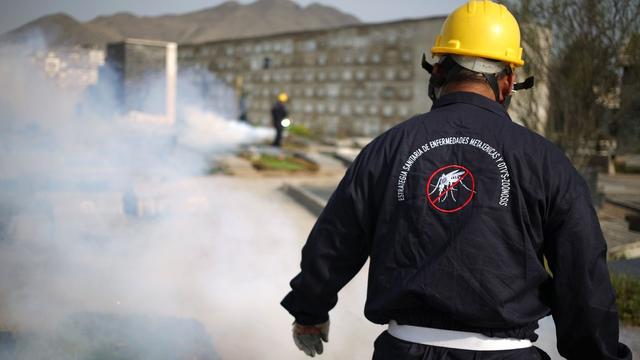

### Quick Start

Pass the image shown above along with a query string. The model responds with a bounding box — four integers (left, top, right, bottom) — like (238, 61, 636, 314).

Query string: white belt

(387, 320, 533, 351)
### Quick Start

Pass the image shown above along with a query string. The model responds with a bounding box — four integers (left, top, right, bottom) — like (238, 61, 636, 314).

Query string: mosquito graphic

(429, 169, 474, 203)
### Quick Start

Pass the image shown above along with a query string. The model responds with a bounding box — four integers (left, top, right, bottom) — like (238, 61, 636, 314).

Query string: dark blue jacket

(282, 92, 631, 360)
(271, 101, 288, 129)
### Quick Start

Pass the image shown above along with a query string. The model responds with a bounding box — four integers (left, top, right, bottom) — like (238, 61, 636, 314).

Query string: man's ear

(499, 72, 516, 102)
(432, 63, 446, 77)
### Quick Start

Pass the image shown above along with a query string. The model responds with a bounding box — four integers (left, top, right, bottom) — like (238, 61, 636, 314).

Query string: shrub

(288, 123, 312, 139)
(611, 273, 640, 326)
(252, 154, 318, 172)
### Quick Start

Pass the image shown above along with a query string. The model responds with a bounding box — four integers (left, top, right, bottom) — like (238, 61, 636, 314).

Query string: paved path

(1, 176, 380, 359)
(189, 177, 382, 359)
(621, 327, 640, 359)
(600, 174, 640, 197)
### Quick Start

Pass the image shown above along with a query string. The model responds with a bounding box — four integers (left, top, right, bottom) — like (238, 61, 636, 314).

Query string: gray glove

(292, 320, 330, 357)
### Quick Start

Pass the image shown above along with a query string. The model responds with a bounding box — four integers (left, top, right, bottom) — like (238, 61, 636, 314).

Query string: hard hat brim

(432, 47, 524, 67)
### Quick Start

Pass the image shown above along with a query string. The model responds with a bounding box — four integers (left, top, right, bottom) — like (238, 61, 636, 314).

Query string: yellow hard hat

(431, 0, 524, 67)
(278, 92, 288, 102)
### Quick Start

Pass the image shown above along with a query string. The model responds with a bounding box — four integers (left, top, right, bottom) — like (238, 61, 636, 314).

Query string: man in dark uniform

(281, 1, 632, 359)
(271, 92, 289, 147)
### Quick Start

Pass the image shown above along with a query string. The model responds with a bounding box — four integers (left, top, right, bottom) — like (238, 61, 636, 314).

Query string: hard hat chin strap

(422, 54, 464, 103)
(513, 76, 535, 91)
(504, 75, 535, 110)
(482, 73, 502, 102)
(482, 70, 536, 110)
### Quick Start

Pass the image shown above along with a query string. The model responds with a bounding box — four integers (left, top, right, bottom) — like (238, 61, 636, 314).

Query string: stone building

(179, 16, 547, 137)
(106, 39, 178, 125)
(31, 47, 104, 90)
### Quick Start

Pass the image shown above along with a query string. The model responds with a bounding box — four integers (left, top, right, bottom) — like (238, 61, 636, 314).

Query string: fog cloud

(0, 36, 301, 359)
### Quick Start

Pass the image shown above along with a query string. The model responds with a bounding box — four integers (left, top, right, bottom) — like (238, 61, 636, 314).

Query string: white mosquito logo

(429, 169, 474, 203)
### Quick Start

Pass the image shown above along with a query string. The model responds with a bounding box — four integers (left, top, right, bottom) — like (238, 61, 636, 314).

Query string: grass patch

(611, 273, 640, 326)
(252, 154, 318, 172)
(208, 163, 230, 175)
(288, 124, 312, 138)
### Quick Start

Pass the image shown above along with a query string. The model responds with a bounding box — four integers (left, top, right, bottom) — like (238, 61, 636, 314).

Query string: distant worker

(271, 92, 289, 147)
(239, 91, 249, 122)
(281, 1, 631, 359)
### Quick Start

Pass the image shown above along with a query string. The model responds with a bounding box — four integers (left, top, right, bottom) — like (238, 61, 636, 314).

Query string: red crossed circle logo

(426, 164, 476, 213)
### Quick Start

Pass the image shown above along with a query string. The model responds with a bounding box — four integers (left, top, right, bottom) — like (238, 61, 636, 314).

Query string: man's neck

(442, 82, 498, 102)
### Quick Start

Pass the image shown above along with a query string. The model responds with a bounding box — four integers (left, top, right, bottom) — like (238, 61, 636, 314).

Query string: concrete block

(626, 214, 640, 232)
(283, 183, 326, 216)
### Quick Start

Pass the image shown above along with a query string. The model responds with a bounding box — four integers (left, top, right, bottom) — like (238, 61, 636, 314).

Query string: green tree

(506, 0, 640, 166)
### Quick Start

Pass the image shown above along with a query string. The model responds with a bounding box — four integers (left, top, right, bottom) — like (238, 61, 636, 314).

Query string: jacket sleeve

(281, 148, 376, 325)
(543, 167, 631, 360)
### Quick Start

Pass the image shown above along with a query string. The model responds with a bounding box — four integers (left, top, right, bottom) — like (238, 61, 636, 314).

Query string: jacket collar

(431, 91, 511, 120)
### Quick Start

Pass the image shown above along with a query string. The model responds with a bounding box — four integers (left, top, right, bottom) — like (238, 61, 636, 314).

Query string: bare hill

(0, 0, 360, 48)
(0, 13, 117, 48)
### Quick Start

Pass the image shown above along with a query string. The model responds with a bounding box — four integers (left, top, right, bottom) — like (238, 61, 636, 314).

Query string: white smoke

(177, 107, 273, 153)
(0, 36, 326, 360)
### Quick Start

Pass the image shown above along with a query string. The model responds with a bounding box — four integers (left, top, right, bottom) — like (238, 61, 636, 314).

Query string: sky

(0, 0, 467, 35)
